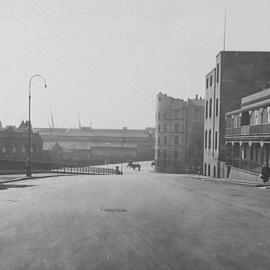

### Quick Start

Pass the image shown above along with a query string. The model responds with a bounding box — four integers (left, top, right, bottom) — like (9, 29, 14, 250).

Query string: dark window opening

(209, 99, 212, 118)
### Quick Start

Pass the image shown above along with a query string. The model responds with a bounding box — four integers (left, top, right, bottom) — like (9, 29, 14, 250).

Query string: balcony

(225, 124, 270, 138)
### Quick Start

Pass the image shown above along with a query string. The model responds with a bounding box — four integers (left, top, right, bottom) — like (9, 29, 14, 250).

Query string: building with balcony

(225, 88, 270, 177)
(204, 51, 270, 177)
(155, 93, 204, 173)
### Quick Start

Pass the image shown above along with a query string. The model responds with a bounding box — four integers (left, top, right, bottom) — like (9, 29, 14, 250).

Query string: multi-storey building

(204, 51, 270, 177)
(225, 88, 270, 179)
(155, 93, 204, 173)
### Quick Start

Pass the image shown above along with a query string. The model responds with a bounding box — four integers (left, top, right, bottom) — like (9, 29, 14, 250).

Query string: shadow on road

(0, 184, 35, 191)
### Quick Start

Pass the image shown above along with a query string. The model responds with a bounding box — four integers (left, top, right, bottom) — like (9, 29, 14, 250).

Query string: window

(206, 78, 209, 89)
(175, 123, 179, 132)
(174, 150, 178, 159)
(205, 101, 208, 118)
(216, 64, 220, 83)
(164, 124, 167, 132)
(209, 99, 212, 118)
(158, 137, 160, 145)
(267, 107, 270, 123)
(2, 146, 6, 154)
(208, 130, 211, 149)
(205, 130, 207, 149)
(158, 124, 160, 132)
(210, 75, 213, 87)
(11, 144, 16, 153)
(175, 135, 179, 145)
(164, 136, 167, 145)
(157, 149, 160, 158)
(163, 149, 167, 159)
(255, 110, 260, 125)
(216, 98, 219, 117)
(215, 131, 218, 150)
(21, 144, 26, 153)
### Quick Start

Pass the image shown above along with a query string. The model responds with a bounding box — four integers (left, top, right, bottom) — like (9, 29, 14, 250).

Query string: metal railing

(52, 165, 117, 175)
(225, 124, 270, 137)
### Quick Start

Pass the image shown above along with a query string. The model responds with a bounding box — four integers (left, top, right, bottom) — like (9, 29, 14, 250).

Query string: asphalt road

(0, 162, 270, 270)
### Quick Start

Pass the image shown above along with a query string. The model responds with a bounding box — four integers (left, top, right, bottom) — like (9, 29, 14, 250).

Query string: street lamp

(26, 74, 47, 177)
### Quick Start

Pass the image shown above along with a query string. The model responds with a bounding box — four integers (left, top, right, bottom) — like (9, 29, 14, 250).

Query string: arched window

(262, 108, 268, 124)
(267, 107, 270, 123)
(250, 111, 255, 125)
(208, 164, 211, 176)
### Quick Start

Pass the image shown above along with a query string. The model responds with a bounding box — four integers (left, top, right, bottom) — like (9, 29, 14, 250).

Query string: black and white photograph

(0, 1, 270, 269)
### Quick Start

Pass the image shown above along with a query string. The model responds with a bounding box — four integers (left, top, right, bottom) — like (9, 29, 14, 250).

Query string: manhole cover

(99, 208, 127, 212)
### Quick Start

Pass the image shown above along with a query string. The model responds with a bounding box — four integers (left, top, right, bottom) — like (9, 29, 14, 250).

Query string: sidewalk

(184, 174, 270, 188)
(0, 173, 69, 184)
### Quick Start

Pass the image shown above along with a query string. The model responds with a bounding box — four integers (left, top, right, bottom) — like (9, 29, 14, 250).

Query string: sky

(0, 0, 270, 129)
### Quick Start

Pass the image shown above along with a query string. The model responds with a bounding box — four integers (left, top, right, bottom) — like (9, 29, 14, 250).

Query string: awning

(226, 99, 270, 116)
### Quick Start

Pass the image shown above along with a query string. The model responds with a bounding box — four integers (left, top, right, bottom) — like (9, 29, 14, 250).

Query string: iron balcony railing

(225, 124, 270, 137)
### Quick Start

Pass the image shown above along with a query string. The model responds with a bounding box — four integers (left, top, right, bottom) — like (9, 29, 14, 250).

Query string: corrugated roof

(226, 98, 270, 116)
(43, 141, 138, 151)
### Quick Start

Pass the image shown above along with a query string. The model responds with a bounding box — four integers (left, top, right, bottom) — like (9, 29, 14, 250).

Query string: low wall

(229, 166, 260, 182)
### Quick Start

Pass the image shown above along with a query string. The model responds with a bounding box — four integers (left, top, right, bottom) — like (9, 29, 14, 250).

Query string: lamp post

(26, 74, 47, 177)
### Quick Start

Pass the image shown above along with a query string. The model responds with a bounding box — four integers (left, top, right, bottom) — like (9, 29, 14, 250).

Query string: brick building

(204, 51, 270, 177)
(0, 121, 43, 170)
(155, 93, 204, 173)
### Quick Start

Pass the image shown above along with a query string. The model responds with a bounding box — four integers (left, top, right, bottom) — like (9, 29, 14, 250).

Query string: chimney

(195, 94, 198, 100)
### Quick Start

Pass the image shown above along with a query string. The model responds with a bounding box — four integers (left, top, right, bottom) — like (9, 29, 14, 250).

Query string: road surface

(0, 162, 269, 270)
